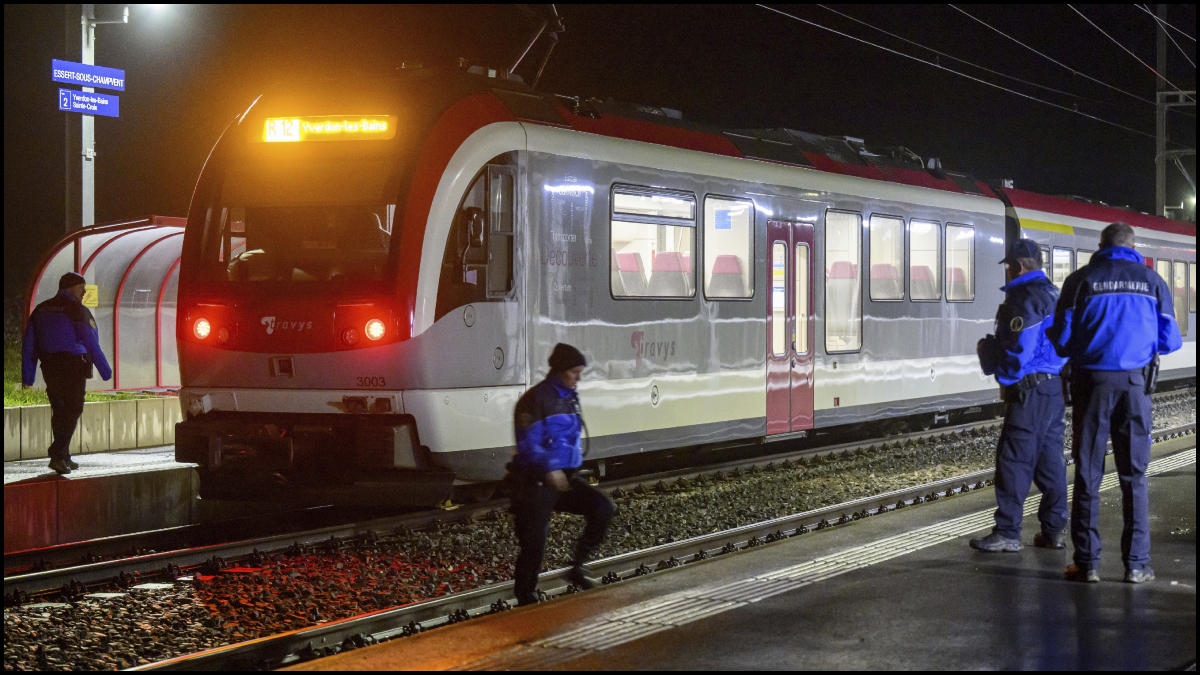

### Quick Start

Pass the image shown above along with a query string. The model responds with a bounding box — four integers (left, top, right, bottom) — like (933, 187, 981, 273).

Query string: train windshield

(200, 155, 395, 285)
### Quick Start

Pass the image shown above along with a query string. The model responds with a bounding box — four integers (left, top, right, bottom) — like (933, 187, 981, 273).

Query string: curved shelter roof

(26, 216, 186, 391)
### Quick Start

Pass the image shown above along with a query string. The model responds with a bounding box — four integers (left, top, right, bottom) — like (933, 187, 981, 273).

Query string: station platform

(3, 447, 197, 553)
(293, 443, 1197, 671)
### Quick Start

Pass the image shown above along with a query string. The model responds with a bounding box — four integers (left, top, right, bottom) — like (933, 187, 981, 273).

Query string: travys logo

(631, 331, 675, 368)
(261, 316, 313, 335)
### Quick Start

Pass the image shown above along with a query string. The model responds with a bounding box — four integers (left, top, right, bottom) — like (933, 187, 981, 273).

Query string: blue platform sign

(52, 59, 125, 91)
(59, 88, 120, 118)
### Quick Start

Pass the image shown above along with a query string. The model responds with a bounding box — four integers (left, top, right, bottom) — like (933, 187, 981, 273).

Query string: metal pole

(81, 4, 96, 227)
(1155, 4, 1167, 217)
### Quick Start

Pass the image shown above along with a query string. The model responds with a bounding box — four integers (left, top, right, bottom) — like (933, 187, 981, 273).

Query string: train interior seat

(647, 251, 691, 296)
(948, 266, 968, 300)
(616, 252, 648, 296)
(708, 254, 746, 297)
(611, 249, 627, 296)
(870, 263, 902, 299)
(911, 265, 937, 299)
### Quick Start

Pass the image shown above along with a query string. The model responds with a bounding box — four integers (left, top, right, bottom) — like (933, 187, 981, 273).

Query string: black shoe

(66, 458, 80, 471)
(969, 532, 1022, 552)
(48, 459, 71, 475)
(566, 565, 596, 591)
(1033, 531, 1066, 549)
(1063, 564, 1100, 583)
(1124, 567, 1155, 584)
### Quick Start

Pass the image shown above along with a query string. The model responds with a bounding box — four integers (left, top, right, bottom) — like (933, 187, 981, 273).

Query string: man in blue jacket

(971, 239, 1069, 553)
(22, 272, 113, 474)
(1049, 222, 1181, 584)
(509, 343, 614, 606)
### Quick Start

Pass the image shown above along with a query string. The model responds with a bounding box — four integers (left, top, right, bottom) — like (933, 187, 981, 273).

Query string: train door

(766, 220, 815, 435)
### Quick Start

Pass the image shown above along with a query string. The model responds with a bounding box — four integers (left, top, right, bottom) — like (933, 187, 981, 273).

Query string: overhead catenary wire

(1134, 4, 1195, 69)
(755, 4, 1160, 141)
(947, 4, 1154, 106)
(1134, 3, 1197, 43)
(1068, 4, 1195, 101)
(816, 4, 1110, 106)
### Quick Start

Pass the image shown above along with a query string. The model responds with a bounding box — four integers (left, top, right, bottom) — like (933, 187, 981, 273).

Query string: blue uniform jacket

(1048, 246, 1182, 371)
(512, 376, 583, 474)
(21, 289, 112, 386)
(978, 270, 1068, 386)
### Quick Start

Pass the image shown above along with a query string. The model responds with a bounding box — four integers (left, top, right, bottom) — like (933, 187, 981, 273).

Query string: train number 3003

(356, 376, 386, 387)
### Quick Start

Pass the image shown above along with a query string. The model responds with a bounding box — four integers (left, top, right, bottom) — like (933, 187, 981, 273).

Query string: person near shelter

(971, 239, 1069, 553)
(1048, 222, 1181, 584)
(509, 343, 615, 606)
(21, 272, 112, 475)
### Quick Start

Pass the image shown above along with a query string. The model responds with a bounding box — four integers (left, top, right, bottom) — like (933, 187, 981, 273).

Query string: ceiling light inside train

(364, 319, 386, 341)
(193, 318, 211, 340)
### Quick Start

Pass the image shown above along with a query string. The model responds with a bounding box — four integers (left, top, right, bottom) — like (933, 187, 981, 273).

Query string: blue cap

(1000, 238, 1042, 267)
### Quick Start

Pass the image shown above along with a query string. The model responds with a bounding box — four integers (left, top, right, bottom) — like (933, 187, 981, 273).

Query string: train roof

(994, 187, 1195, 238)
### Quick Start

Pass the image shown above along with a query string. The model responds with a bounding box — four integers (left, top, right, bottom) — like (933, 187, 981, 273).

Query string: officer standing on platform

(21, 272, 113, 475)
(509, 343, 615, 606)
(1049, 222, 1181, 584)
(970, 239, 1069, 553)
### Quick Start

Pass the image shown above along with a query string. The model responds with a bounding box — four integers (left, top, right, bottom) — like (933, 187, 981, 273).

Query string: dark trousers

(992, 377, 1068, 539)
(41, 354, 88, 463)
(1070, 369, 1152, 571)
(510, 471, 615, 605)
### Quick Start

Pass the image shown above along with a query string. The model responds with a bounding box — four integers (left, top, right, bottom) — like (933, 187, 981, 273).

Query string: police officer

(21, 272, 112, 475)
(970, 239, 1069, 553)
(509, 343, 615, 606)
(1049, 222, 1181, 584)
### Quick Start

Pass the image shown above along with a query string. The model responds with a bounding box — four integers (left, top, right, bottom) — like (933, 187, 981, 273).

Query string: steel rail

(135, 422, 1196, 671)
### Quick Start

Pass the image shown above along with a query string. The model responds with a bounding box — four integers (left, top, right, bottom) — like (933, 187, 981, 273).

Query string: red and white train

(173, 66, 1196, 504)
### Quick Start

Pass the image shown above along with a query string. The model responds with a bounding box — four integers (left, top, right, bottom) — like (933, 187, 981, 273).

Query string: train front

(174, 76, 457, 506)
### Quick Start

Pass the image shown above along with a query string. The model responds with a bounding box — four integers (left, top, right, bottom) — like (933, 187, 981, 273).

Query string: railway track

(137, 420, 1197, 671)
(5, 388, 1193, 599)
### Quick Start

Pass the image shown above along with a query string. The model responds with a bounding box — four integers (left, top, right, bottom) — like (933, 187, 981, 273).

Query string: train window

(1191, 262, 1196, 313)
(946, 224, 974, 301)
(1052, 247, 1073, 288)
(909, 220, 941, 301)
(796, 243, 810, 354)
(703, 197, 754, 299)
(772, 242, 787, 356)
(868, 215, 904, 301)
(1077, 249, 1094, 269)
(611, 187, 696, 298)
(825, 210, 862, 353)
(435, 158, 517, 322)
(1173, 261, 1188, 336)
(486, 167, 515, 297)
(1040, 246, 1052, 279)
(1155, 259, 1171, 286)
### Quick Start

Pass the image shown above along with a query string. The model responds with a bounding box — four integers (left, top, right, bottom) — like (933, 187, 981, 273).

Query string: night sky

(4, 4, 1196, 300)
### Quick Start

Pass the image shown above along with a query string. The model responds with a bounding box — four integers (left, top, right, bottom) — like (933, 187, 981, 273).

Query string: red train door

(766, 220, 815, 435)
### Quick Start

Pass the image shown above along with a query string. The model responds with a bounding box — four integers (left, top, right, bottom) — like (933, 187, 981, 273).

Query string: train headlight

(342, 328, 359, 346)
(364, 319, 386, 341)
(194, 318, 211, 340)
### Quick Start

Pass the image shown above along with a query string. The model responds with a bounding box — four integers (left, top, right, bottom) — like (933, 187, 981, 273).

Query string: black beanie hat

(59, 272, 86, 290)
(548, 343, 587, 372)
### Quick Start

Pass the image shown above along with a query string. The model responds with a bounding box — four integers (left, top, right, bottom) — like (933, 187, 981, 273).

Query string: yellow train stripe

(1020, 218, 1075, 235)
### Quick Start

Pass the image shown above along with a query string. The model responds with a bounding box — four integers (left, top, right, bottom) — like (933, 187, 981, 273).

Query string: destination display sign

(51, 59, 126, 91)
(59, 88, 120, 118)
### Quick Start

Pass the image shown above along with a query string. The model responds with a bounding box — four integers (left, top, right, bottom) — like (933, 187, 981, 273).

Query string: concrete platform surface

(3, 446, 198, 553)
(292, 443, 1196, 671)
(3, 445, 189, 486)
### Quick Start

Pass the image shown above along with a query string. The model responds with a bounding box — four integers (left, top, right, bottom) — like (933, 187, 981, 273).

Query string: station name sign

(52, 59, 125, 91)
(59, 88, 119, 118)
